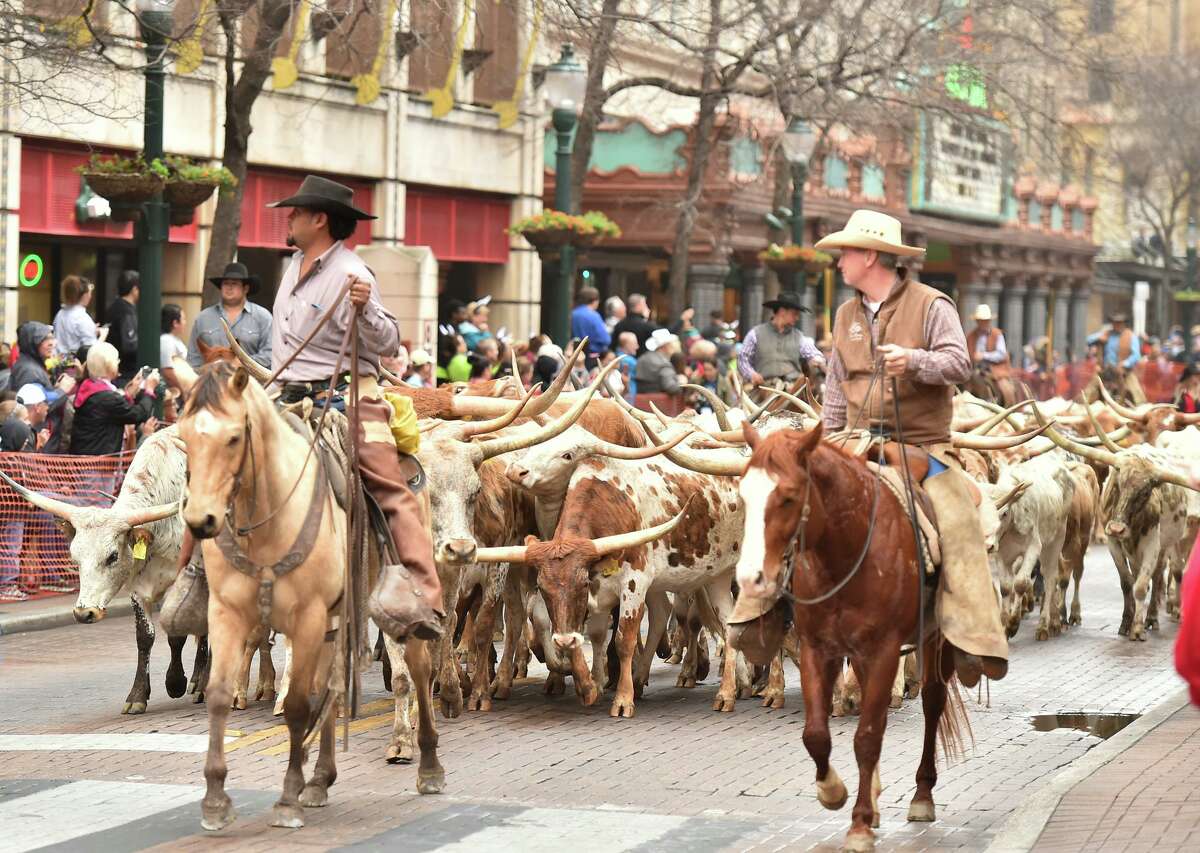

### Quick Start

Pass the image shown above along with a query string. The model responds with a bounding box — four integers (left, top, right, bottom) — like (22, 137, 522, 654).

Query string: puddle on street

(1030, 712, 1141, 739)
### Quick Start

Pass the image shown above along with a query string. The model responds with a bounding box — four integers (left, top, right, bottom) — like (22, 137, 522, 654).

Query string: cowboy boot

(159, 529, 209, 637)
(922, 468, 1008, 685)
(357, 398, 444, 641)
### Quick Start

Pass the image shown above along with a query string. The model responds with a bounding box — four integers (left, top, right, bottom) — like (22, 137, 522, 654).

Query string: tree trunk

(204, 1, 294, 285)
(568, 0, 622, 211)
(665, 0, 723, 318)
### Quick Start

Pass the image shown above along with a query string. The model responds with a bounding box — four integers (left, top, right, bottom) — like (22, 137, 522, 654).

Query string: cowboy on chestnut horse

(730, 209, 1008, 687)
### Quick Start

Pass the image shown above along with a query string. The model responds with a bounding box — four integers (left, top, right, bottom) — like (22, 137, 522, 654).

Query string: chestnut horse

(735, 423, 967, 853)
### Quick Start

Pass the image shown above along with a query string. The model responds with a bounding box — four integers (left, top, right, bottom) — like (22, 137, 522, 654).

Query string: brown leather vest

(966, 327, 1005, 361)
(833, 274, 955, 446)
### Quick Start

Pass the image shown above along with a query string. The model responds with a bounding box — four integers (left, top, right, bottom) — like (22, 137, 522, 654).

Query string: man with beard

(187, 262, 273, 368)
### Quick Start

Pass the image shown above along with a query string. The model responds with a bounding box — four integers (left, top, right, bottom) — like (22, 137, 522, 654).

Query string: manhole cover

(1030, 712, 1140, 739)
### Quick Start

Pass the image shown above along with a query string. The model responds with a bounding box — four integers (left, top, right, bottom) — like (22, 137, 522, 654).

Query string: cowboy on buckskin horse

(729, 209, 1008, 688)
(163, 175, 443, 641)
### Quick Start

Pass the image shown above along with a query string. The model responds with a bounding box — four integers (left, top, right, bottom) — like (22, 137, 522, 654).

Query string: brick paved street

(0, 544, 1189, 852)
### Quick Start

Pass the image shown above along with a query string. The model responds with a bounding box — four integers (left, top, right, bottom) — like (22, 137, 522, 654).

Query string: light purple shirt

(271, 241, 399, 382)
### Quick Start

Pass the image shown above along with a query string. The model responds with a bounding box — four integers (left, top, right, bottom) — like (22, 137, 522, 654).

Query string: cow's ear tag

(131, 539, 149, 562)
(598, 557, 621, 578)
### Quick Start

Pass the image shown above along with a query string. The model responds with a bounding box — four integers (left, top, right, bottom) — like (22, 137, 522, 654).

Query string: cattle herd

(6, 343, 1198, 841)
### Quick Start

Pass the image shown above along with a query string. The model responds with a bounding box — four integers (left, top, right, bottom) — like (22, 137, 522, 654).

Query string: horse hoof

(610, 698, 637, 718)
(712, 694, 736, 713)
(842, 828, 875, 852)
(201, 800, 236, 831)
(165, 666, 187, 699)
(122, 701, 147, 715)
(386, 742, 414, 764)
(298, 784, 329, 808)
(816, 769, 848, 810)
(417, 770, 446, 795)
(270, 803, 305, 828)
(907, 799, 936, 822)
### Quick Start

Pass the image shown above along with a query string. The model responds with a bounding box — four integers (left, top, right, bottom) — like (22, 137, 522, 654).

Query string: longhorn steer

(0, 428, 204, 713)
(488, 449, 751, 718)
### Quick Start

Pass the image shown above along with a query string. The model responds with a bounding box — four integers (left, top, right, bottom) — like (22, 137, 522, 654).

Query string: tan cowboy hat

(814, 209, 923, 257)
(973, 304, 993, 322)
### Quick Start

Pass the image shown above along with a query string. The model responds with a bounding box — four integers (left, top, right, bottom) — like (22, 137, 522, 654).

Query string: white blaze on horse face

(737, 466, 777, 595)
(192, 409, 221, 436)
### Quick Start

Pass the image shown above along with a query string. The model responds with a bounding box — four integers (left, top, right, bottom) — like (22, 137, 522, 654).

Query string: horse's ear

(798, 422, 823, 455)
(197, 337, 213, 359)
(230, 367, 250, 396)
(742, 420, 761, 449)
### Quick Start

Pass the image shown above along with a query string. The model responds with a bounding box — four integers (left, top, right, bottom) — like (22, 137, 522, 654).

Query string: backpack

(42, 394, 75, 454)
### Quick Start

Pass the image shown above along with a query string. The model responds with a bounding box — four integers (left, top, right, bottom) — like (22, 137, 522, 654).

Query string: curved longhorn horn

(593, 497, 694, 557)
(1030, 403, 1123, 469)
(1081, 394, 1124, 454)
(170, 356, 199, 395)
(379, 364, 402, 386)
(950, 422, 1053, 450)
(448, 339, 582, 420)
(1076, 426, 1133, 446)
(0, 469, 83, 523)
(221, 319, 273, 384)
(738, 385, 770, 424)
(121, 501, 182, 528)
(606, 383, 660, 424)
(472, 358, 620, 463)
(995, 480, 1031, 511)
(1095, 380, 1173, 422)
(756, 386, 820, 420)
(641, 420, 748, 477)
(472, 543, 530, 564)
(1174, 410, 1200, 426)
(510, 349, 525, 391)
(967, 399, 1035, 435)
(592, 426, 695, 460)
(453, 384, 540, 440)
(682, 384, 733, 431)
(648, 400, 674, 428)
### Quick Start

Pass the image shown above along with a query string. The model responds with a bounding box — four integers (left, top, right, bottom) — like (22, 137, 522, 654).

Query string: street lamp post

(135, 0, 175, 369)
(543, 45, 587, 347)
(1187, 218, 1198, 343)
(780, 118, 817, 328)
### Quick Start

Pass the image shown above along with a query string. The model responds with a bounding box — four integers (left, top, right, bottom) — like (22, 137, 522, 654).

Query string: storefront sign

(19, 253, 44, 288)
(911, 113, 1006, 222)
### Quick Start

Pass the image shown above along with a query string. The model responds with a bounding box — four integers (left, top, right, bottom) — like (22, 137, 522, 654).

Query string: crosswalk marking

(0, 733, 233, 753)
(0, 780, 197, 852)
(420, 808, 688, 853)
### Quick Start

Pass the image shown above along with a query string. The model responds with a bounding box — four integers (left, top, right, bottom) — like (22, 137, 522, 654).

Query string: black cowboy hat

(267, 174, 376, 221)
(762, 290, 811, 313)
(207, 261, 260, 293)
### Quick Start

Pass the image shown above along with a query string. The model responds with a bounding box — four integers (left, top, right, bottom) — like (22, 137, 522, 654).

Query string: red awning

(19, 140, 197, 243)
(238, 168, 374, 250)
(404, 187, 510, 264)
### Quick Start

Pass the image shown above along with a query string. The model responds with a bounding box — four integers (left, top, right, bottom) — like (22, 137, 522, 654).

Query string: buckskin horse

(734, 423, 968, 853)
(177, 362, 444, 830)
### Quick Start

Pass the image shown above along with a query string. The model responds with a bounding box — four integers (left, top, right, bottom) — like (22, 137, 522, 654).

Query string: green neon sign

(19, 254, 44, 288)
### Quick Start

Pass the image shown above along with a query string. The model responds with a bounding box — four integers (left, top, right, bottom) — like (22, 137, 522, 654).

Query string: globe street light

(543, 44, 587, 347)
(135, 0, 175, 369)
(781, 117, 817, 326)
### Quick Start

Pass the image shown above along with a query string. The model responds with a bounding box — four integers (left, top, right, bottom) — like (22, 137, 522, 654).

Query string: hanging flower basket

(759, 244, 833, 279)
(77, 154, 169, 210)
(508, 209, 621, 255)
(164, 180, 218, 209)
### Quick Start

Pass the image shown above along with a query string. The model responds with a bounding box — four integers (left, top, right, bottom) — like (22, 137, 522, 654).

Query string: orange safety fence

(0, 450, 136, 600)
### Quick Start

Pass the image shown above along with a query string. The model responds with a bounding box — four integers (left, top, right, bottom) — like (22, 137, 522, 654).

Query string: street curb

(984, 685, 1191, 853)
(0, 598, 133, 636)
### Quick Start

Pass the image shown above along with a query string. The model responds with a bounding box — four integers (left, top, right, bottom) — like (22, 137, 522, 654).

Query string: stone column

(1070, 282, 1091, 361)
(1025, 279, 1050, 346)
(800, 279, 818, 336)
(687, 263, 730, 330)
(1052, 281, 1071, 362)
(1000, 275, 1027, 352)
(740, 265, 765, 334)
(957, 281, 988, 328)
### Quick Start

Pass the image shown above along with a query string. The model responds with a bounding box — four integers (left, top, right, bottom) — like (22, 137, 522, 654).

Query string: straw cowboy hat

(815, 209, 924, 257)
(268, 174, 377, 220)
(208, 261, 260, 294)
(645, 329, 680, 352)
(973, 304, 993, 322)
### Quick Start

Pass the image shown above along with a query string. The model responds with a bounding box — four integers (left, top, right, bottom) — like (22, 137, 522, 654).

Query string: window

(1088, 65, 1112, 103)
(1089, 0, 1114, 34)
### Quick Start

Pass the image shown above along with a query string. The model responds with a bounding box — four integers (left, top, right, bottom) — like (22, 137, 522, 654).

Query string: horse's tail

(937, 672, 974, 764)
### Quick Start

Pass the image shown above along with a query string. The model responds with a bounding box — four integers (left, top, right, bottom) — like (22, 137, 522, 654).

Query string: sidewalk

(0, 593, 131, 636)
(1031, 699, 1200, 852)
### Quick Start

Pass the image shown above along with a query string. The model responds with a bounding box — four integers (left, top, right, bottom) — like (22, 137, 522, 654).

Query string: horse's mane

(183, 361, 273, 422)
(750, 429, 857, 483)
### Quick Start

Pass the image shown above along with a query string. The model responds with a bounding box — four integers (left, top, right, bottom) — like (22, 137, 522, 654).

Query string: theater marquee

(911, 113, 1008, 223)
